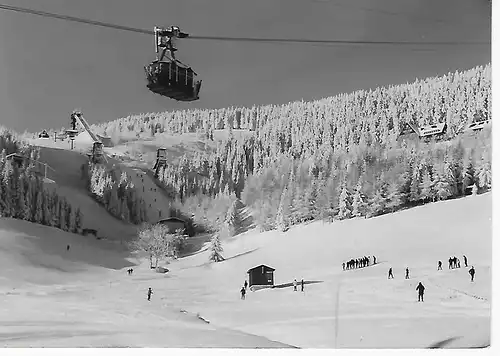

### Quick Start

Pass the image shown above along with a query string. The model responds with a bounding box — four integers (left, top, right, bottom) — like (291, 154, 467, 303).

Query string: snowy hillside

(0, 192, 491, 348)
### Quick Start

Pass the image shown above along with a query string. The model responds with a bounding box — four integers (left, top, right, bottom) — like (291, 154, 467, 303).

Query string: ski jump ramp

(74, 114, 113, 147)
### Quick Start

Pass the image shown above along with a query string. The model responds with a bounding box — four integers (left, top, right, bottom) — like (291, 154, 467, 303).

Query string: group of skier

(389, 255, 476, 302)
(342, 255, 376, 271)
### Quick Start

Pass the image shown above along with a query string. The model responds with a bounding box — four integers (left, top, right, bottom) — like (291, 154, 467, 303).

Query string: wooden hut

(157, 217, 187, 234)
(247, 264, 275, 287)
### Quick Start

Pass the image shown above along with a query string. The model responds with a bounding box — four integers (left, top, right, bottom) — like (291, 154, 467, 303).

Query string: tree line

(0, 139, 83, 232)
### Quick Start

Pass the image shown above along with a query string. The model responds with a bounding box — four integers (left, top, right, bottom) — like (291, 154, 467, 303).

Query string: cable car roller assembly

(0, 3, 490, 103)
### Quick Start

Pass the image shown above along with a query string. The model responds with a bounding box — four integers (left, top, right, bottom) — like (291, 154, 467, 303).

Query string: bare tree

(131, 223, 173, 269)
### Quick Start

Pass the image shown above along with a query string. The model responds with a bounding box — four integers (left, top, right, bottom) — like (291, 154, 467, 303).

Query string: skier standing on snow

(293, 279, 298, 291)
(463, 255, 468, 267)
(438, 261, 442, 270)
(301, 279, 304, 292)
(416, 282, 425, 302)
(147, 287, 153, 301)
(373, 256, 377, 265)
(342, 262, 345, 271)
(388, 268, 394, 279)
(244, 280, 248, 290)
(241, 286, 246, 300)
(405, 268, 410, 279)
(457, 259, 461, 268)
(469, 266, 475, 282)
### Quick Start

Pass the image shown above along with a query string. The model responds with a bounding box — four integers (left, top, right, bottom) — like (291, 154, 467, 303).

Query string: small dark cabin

(247, 264, 275, 287)
(157, 217, 187, 234)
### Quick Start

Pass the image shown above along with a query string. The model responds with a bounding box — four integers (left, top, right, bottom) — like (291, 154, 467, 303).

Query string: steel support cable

(0, 3, 490, 47)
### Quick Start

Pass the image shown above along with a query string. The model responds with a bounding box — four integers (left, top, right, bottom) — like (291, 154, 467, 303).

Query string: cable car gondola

(145, 26, 202, 102)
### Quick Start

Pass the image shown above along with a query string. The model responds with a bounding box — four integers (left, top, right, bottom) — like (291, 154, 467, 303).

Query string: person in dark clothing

(301, 279, 304, 292)
(469, 266, 475, 282)
(416, 282, 425, 302)
(147, 287, 153, 301)
(241, 286, 246, 300)
(405, 268, 410, 279)
(293, 279, 298, 291)
(388, 268, 394, 279)
(244, 280, 248, 290)
(463, 255, 468, 267)
(66, 245, 70, 251)
(438, 261, 442, 270)
(342, 262, 345, 271)
(457, 260, 461, 268)
(448, 257, 452, 269)
(373, 256, 377, 265)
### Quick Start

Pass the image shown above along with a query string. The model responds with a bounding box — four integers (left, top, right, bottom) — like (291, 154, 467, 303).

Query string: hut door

(266, 271, 273, 284)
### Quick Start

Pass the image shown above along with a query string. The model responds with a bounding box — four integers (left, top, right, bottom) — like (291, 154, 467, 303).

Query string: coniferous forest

(81, 163, 149, 224)
(91, 64, 491, 234)
(2, 64, 493, 237)
(0, 129, 83, 232)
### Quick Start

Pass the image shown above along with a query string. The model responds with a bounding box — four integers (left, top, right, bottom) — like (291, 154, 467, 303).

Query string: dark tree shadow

(272, 280, 324, 289)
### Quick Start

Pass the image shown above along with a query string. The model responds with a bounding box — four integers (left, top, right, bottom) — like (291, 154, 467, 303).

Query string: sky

(0, 0, 491, 132)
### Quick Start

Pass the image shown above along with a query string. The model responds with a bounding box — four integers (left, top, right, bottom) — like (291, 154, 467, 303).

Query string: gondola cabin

(145, 61, 201, 101)
(247, 264, 275, 287)
(145, 26, 202, 101)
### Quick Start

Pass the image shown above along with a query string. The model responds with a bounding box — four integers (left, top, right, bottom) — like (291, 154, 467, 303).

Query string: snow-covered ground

(0, 193, 491, 348)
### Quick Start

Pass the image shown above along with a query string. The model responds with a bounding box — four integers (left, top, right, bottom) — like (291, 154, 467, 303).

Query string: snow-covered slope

(0, 218, 290, 348)
(0, 193, 491, 348)
(36, 146, 136, 241)
(157, 193, 492, 348)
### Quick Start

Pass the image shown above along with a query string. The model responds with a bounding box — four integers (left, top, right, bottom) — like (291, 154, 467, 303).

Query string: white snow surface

(0, 193, 491, 348)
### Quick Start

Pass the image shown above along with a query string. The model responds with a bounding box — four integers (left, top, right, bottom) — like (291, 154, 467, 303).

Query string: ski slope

(36, 146, 136, 242)
(0, 193, 491, 348)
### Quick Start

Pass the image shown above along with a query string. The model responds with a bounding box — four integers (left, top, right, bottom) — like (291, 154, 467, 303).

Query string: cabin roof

(247, 264, 275, 273)
(157, 217, 187, 224)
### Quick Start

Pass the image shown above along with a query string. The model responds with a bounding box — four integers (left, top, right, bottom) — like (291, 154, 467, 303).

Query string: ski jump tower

(68, 110, 107, 164)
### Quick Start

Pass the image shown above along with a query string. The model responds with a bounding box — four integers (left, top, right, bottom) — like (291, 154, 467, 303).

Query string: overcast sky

(0, 0, 491, 132)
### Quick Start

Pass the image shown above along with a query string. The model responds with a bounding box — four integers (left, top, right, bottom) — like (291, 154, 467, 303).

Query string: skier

(457, 259, 461, 268)
(241, 286, 246, 300)
(147, 287, 153, 301)
(416, 282, 425, 302)
(388, 268, 394, 279)
(405, 267, 410, 279)
(448, 257, 452, 269)
(437, 260, 442, 270)
(469, 266, 475, 282)
(342, 262, 345, 271)
(244, 280, 248, 290)
(301, 279, 305, 292)
(373, 256, 377, 265)
(293, 279, 298, 291)
(463, 255, 468, 267)
(66, 245, 70, 251)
